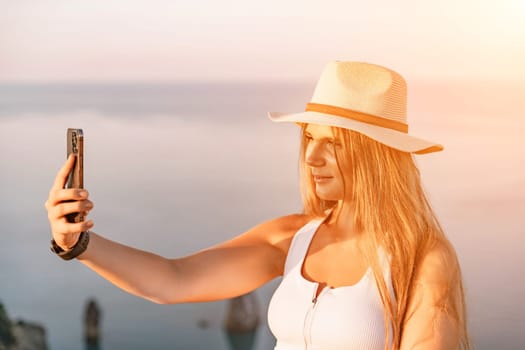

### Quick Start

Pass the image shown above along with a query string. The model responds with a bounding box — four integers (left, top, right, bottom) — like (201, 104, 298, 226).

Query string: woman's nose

(305, 141, 325, 167)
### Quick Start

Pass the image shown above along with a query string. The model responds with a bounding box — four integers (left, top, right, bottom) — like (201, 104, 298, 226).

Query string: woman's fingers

(48, 199, 93, 220)
(51, 154, 77, 191)
(46, 188, 88, 208)
(46, 156, 95, 250)
(55, 219, 94, 236)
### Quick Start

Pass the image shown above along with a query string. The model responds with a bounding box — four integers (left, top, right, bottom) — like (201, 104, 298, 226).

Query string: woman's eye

(327, 140, 341, 148)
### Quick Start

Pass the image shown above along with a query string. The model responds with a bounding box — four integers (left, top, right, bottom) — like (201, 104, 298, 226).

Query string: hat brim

(268, 111, 443, 155)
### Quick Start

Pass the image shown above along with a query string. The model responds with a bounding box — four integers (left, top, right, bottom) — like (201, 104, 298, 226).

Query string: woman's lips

(313, 175, 333, 183)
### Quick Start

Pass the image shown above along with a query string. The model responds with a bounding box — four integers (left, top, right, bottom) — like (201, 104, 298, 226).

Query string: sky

(1, 0, 525, 82)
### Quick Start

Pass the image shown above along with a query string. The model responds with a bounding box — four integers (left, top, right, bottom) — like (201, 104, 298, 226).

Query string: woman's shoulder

(413, 239, 461, 286)
(268, 213, 316, 231)
(259, 213, 318, 255)
(269, 214, 319, 255)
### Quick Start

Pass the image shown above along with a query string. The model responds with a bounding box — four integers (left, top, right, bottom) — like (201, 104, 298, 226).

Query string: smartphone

(65, 128, 84, 223)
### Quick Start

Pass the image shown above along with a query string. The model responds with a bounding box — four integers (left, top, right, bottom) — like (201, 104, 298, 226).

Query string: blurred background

(1, 1, 524, 349)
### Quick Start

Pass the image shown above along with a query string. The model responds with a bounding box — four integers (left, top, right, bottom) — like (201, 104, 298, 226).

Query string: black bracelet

(50, 231, 90, 261)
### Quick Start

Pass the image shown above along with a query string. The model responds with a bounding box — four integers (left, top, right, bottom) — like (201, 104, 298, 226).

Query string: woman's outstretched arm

(77, 216, 303, 304)
(46, 154, 308, 305)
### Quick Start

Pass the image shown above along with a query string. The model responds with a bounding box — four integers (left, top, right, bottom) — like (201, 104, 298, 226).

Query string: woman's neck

(325, 201, 362, 241)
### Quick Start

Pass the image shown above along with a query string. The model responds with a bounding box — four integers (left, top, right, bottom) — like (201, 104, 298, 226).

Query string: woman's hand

(45, 154, 94, 250)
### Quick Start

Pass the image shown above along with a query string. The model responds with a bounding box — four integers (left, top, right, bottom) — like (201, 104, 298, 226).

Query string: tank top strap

(283, 214, 331, 276)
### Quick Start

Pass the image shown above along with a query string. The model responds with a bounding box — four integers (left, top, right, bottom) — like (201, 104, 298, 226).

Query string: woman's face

(304, 124, 345, 201)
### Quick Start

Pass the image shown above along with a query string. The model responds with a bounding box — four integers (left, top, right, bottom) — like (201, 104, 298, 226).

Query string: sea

(0, 80, 523, 349)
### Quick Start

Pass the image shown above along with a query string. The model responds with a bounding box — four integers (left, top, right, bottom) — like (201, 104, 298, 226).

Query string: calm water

(0, 81, 524, 349)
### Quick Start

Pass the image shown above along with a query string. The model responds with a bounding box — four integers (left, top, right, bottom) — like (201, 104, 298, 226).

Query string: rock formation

(0, 302, 49, 350)
(10, 321, 49, 350)
(223, 291, 260, 350)
(84, 298, 101, 350)
(0, 303, 16, 349)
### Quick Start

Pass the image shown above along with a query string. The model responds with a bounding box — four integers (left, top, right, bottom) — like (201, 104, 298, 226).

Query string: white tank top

(267, 216, 396, 350)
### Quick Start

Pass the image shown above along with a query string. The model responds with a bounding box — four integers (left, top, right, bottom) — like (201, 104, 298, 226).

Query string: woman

(45, 61, 471, 349)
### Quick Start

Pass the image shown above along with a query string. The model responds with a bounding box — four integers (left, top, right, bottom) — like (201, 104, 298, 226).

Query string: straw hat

(268, 61, 443, 154)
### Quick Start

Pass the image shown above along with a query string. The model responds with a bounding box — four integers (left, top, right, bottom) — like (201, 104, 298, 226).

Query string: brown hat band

(305, 102, 409, 133)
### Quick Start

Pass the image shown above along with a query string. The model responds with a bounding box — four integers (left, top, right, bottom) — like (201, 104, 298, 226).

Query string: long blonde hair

(298, 124, 471, 349)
